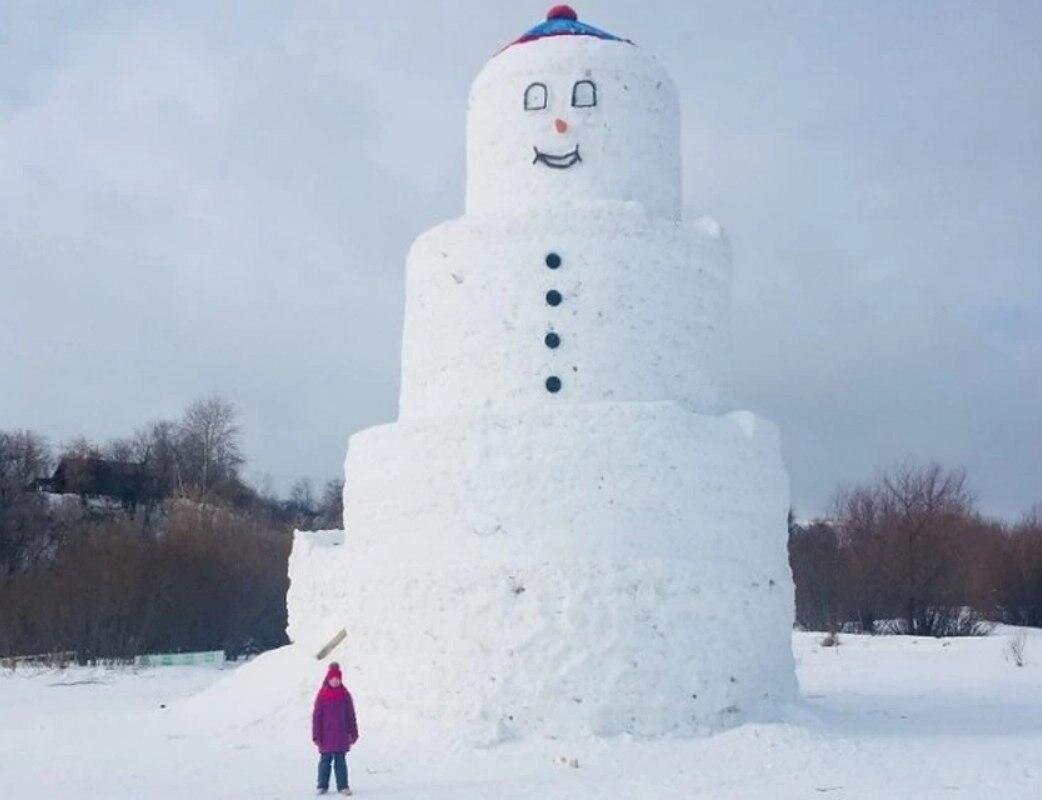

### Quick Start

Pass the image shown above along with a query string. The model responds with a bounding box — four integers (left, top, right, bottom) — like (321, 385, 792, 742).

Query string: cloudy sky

(2, 1, 1040, 518)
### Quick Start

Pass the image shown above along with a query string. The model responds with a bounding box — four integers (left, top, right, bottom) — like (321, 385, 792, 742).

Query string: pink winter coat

(312, 665, 359, 753)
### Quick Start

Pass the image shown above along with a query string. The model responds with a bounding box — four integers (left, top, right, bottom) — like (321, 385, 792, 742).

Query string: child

(312, 662, 359, 796)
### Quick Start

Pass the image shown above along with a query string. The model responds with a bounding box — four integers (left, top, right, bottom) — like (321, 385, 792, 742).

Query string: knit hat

(317, 662, 347, 702)
(503, 6, 633, 52)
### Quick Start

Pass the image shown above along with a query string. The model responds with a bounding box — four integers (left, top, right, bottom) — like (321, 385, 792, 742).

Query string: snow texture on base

(288, 403, 796, 740)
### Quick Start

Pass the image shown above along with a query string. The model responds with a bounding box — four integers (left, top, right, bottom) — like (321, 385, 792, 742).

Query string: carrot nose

(554, 118, 568, 134)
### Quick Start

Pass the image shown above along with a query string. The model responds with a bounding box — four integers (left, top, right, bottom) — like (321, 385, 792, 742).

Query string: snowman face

(524, 79, 597, 170)
(466, 37, 681, 218)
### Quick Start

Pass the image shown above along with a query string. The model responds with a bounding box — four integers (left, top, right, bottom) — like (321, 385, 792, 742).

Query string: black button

(545, 376, 562, 393)
(546, 290, 562, 306)
(544, 332, 561, 349)
(545, 252, 562, 269)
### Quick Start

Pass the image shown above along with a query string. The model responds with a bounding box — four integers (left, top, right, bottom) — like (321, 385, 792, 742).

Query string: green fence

(134, 650, 225, 668)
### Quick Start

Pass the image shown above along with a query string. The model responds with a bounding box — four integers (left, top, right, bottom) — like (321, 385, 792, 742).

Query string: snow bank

(10, 631, 1042, 799)
(172, 644, 318, 732)
(286, 529, 346, 654)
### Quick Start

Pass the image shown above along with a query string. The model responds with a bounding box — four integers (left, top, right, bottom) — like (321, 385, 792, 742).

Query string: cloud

(2, 1, 1040, 516)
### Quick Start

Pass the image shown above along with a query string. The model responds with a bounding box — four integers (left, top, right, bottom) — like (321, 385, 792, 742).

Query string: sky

(1, 1, 1040, 519)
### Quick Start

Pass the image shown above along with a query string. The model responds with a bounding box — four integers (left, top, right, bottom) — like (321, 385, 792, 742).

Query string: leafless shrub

(1005, 630, 1027, 667)
(0, 430, 54, 576)
(993, 508, 1042, 628)
(824, 464, 992, 637)
(0, 500, 291, 661)
(872, 607, 990, 637)
(819, 630, 840, 647)
(788, 512, 845, 632)
(789, 463, 1037, 638)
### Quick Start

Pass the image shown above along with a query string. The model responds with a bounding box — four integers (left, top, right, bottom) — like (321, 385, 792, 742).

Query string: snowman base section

(287, 401, 797, 739)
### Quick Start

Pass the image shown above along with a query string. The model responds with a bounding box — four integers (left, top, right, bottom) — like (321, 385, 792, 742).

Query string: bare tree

(995, 506, 1042, 627)
(789, 516, 845, 631)
(879, 463, 975, 635)
(176, 395, 243, 494)
(0, 431, 53, 575)
(102, 436, 138, 463)
(316, 479, 345, 530)
(58, 436, 102, 461)
(829, 463, 984, 635)
(132, 420, 183, 502)
(0, 430, 51, 498)
(285, 478, 317, 527)
(832, 484, 888, 632)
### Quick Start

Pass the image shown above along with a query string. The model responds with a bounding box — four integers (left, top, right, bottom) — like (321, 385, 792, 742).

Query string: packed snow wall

(288, 404, 795, 740)
(287, 7, 797, 740)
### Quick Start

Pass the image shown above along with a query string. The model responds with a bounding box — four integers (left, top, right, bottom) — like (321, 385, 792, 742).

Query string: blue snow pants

(317, 751, 348, 791)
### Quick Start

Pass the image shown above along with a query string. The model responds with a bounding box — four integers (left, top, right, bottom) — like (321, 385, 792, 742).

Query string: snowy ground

(3, 630, 1041, 799)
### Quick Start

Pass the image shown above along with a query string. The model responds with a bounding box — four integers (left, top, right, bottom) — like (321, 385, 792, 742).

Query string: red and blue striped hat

(502, 6, 633, 52)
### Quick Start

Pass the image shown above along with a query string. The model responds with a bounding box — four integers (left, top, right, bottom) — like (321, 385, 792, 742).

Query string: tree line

(3, 400, 1041, 659)
(789, 463, 1042, 637)
(0, 396, 341, 660)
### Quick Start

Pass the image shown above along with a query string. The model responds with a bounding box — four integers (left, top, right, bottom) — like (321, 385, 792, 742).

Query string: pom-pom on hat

(321, 662, 343, 688)
(500, 6, 633, 53)
(546, 5, 578, 21)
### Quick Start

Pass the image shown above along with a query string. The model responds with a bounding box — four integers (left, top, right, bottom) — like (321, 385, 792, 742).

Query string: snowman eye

(571, 80, 597, 108)
(524, 82, 548, 111)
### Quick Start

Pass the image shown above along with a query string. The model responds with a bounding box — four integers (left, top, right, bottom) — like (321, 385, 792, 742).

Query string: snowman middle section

(398, 205, 731, 420)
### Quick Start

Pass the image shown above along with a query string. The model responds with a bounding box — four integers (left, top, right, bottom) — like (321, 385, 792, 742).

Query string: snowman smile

(533, 145, 582, 169)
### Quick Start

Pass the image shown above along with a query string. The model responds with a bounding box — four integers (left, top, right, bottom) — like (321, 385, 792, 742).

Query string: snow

(286, 528, 347, 654)
(4, 631, 1042, 799)
(289, 403, 794, 740)
(300, 15, 796, 739)
(399, 209, 732, 419)
(466, 36, 681, 219)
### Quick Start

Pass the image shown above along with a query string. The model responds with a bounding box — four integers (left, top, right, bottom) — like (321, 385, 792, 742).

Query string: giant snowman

(288, 6, 797, 740)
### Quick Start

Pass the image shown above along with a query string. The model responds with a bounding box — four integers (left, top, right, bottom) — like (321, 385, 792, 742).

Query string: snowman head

(465, 7, 681, 219)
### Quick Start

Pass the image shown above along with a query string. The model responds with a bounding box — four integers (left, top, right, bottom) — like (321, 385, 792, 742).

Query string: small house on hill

(35, 457, 152, 512)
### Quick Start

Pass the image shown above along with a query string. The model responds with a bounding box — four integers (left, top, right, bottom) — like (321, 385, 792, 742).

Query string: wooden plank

(315, 628, 347, 661)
